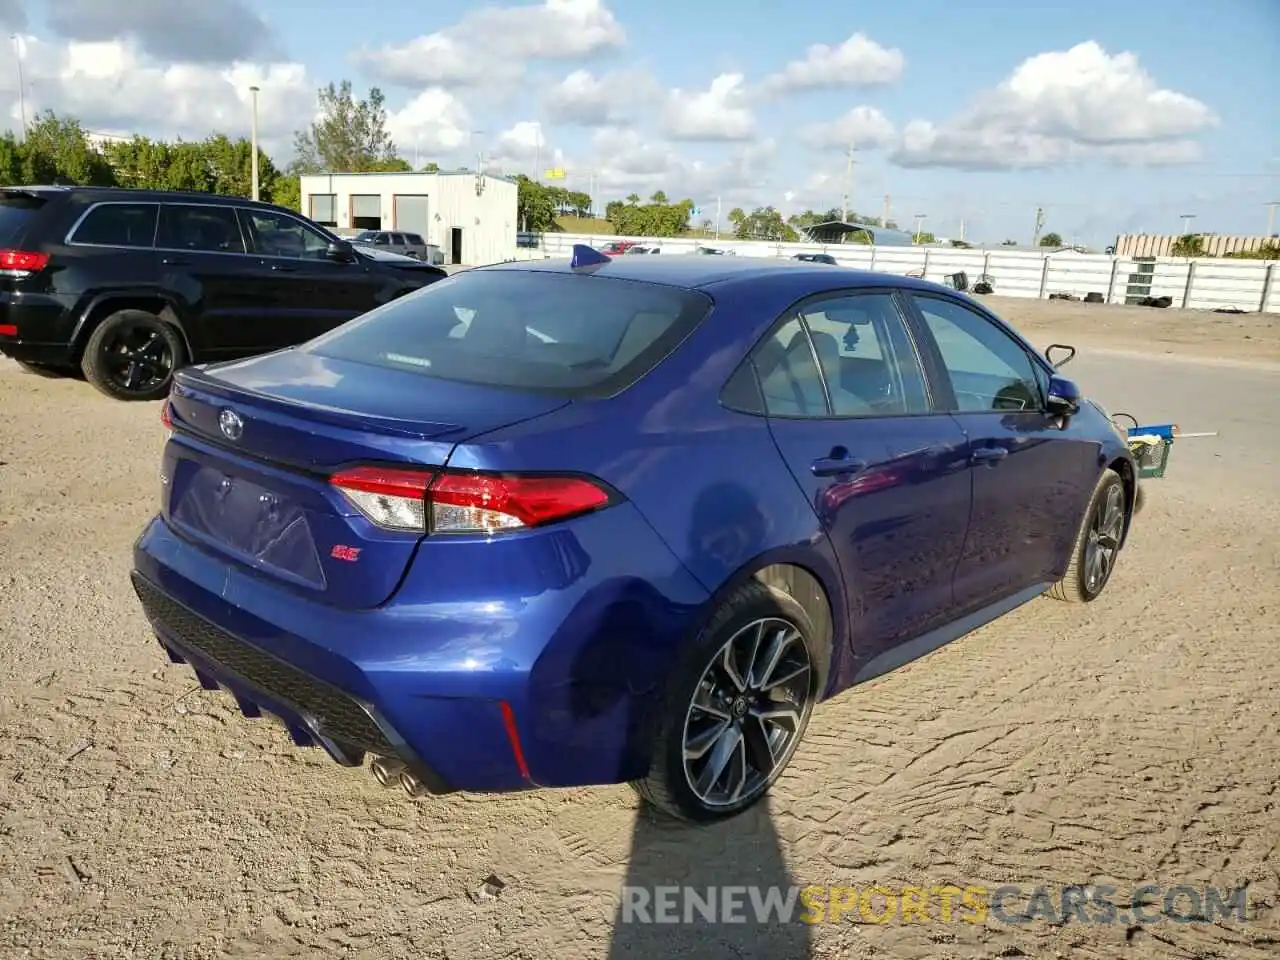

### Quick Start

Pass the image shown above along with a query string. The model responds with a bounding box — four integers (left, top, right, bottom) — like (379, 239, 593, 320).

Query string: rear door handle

(161, 257, 189, 266)
(970, 446, 1009, 465)
(270, 264, 297, 273)
(811, 454, 869, 478)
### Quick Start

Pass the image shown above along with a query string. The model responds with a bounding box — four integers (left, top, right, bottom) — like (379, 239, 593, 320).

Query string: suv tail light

(0, 249, 51, 277)
(329, 466, 614, 534)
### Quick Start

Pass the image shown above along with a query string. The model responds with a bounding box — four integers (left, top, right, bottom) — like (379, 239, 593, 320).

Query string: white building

(299, 171, 518, 266)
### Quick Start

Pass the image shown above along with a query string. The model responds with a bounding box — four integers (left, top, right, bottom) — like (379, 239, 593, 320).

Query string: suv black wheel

(80, 309, 185, 402)
(632, 581, 821, 822)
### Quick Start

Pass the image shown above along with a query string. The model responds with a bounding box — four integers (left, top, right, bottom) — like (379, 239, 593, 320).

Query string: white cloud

(586, 126, 775, 208)
(662, 73, 754, 142)
(763, 32, 904, 94)
(485, 120, 566, 173)
(2, 35, 316, 157)
(385, 89, 473, 160)
(350, 0, 625, 92)
(544, 68, 661, 127)
(892, 41, 1218, 169)
(801, 106, 896, 152)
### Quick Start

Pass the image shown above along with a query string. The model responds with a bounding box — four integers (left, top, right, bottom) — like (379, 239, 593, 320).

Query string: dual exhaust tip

(370, 756, 431, 799)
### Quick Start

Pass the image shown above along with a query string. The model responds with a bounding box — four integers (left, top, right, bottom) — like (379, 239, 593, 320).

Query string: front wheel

(632, 582, 821, 822)
(1047, 468, 1127, 603)
(80, 310, 185, 402)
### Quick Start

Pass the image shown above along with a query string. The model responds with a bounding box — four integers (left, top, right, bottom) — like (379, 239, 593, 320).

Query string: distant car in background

(625, 245, 663, 255)
(352, 230, 442, 263)
(600, 241, 638, 257)
(690, 245, 731, 255)
(793, 253, 838, 265)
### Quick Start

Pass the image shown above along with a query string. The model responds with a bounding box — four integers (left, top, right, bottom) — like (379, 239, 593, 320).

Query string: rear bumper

(131, 508, 709, 793)
(0, 290, 78, 366)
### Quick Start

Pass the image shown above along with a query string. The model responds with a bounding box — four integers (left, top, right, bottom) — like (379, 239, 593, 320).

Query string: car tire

(81, 309, 186, 402)
(14, 360, 67, 378)
(632, 580, 821, 822)
(1047, 467, 1127, 603)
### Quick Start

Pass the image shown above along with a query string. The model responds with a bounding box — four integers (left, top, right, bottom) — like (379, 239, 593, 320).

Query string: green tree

(0, 131, 24, 184)
(1001, 239, 1017, 246)
(18, 111, 114, 185)
(270, 175, 301, 212)
(732, 206, 798, 241)
(420, 161, 441, 173)
(1040, 232, 1063, 247)
(515, 174, 558, 232)
(1170, 234, 1206, 257)
(913, 231, 936, 244)
(291, 80, 399, 174)
(604, 194, 695, 236)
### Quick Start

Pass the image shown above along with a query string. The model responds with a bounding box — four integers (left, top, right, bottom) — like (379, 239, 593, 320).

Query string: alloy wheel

(1084, 484, 1125, 594)
(103, 323, 174, 395)
(681, 617, 814, 809)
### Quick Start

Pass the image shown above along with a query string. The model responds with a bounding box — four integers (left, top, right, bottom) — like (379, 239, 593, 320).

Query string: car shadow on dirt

(606, 799, 813, 958)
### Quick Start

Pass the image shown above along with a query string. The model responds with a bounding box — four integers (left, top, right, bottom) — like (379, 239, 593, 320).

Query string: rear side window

(0, 193, 48, 245)
(305, 270, 713, 397)
(405, 233, 425, 244)
(70, 203, 158, 247)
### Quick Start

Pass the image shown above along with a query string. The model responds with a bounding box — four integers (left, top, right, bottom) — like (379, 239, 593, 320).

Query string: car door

(903, 292, 1102, 612)
(755, 290, 973, 670)
(236, 207, 386, 345)
(154, 203, 261, 359)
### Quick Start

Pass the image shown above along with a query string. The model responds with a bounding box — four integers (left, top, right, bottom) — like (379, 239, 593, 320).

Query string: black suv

(0, 186, 448, 400)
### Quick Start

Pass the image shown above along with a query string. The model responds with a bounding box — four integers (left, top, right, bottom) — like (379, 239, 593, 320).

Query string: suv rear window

(305, 269, 713, 397)
(0, 192, 47, 245)
(70, 203, 158, 247)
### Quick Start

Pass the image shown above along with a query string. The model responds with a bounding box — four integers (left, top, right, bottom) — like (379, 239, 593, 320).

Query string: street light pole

(913, 213, 928, 244)
(11, 34, 27, 142)
(1179, 213, 1196, 235)
(1265, 202, 1278, 238)
(249, 85, 260, 202)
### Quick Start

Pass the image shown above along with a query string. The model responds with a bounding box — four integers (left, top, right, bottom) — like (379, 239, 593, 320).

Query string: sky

(1, 0, 1278, 246)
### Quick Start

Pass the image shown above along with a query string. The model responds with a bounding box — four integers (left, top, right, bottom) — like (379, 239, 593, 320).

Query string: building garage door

(393, 195, 430, 240)
(351, 194, 381, 230)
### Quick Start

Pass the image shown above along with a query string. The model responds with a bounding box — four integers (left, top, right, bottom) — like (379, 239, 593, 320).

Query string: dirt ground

(0, 297, 1277, 960)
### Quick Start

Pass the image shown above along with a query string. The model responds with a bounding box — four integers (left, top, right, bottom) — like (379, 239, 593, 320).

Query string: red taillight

(0, 324, 16, 337)
(329, 466, 613, 534)
(160, 402, 173, 430)
(0, 249, 50, 273)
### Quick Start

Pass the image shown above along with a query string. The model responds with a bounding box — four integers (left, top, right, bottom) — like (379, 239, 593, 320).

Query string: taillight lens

(329, 466, 613, 534)
(0, 249, 51, 274)
(160, 402, 173, 431)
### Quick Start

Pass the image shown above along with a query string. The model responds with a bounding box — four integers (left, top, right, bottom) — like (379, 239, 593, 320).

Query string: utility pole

(840, 141, 856, 222)
(715, 196, 722, 240)
(11, 34, 27, 141)
(881, 194, 890, 228)
(1179, 213, 1197, 235)
(532, 123, 542, 183)
(1264, 202, 1277, 237)
(958, 218, 966, 243)
(249, 85, 260, 202)
(1032, 206, 1045, 247)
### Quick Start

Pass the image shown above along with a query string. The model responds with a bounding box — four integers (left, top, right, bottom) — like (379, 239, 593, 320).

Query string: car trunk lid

(162, 350, 569, 608)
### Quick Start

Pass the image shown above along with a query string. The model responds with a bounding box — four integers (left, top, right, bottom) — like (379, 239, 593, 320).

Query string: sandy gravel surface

(0, 298, 1278, 959)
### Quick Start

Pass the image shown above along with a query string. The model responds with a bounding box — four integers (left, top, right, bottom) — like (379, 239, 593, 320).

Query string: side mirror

(326, 240, 355, 262)
(1046, 375, 1082, 416)
(1045, 343, 1076, 368)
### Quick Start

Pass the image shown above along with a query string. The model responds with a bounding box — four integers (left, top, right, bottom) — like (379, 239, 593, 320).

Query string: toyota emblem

(218, 408, 244, 441)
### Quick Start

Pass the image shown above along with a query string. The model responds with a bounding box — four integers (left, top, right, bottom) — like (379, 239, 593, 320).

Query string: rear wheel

(1048, 468, 1126, 603)
(80, 309, 185, 402)
(632, 582, 820, 822)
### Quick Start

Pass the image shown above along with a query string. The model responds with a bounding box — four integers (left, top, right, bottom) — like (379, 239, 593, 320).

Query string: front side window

(910, 295, 1043, 412)
(373, 233, 390, 245)
(69, 203, 158, 248)
(799, 292, 931, 416)
(305, 270, 712, 397)
(239, 209, 331, 260)
(156, 205, 245, 254)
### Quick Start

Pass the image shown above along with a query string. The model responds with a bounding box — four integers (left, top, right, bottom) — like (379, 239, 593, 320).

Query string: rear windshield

(0, 193, 47, 246)
(304, 269, 713, 397)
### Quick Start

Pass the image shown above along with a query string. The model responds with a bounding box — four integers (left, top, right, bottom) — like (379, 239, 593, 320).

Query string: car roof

(3, 184, 294, 212)
(481, 252, 943, 293)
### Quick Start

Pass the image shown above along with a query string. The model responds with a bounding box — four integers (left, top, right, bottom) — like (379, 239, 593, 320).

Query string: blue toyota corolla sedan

(131, 248, 1142, 822)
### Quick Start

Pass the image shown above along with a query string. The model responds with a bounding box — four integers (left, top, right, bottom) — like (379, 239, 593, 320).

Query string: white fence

(513, 232, 1280, 314)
